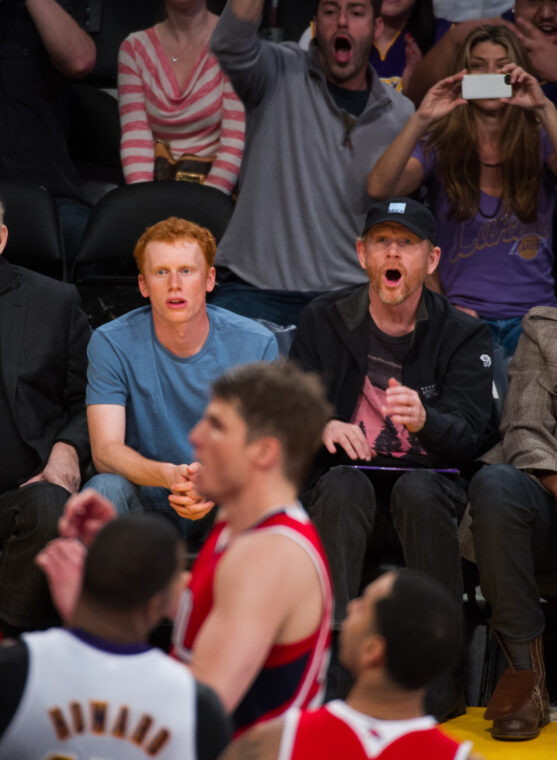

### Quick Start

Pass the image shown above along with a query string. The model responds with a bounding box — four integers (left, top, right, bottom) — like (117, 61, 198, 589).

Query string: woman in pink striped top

(118, 0, 245, 195)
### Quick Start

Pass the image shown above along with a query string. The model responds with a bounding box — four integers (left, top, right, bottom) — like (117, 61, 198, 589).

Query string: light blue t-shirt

(86, 305, 278, 465)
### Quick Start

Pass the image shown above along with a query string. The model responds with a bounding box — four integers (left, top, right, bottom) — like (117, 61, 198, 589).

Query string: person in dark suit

(0, 199, 90, 635)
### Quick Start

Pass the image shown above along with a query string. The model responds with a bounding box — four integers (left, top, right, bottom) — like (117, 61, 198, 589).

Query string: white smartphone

(461, 74, 512, 100)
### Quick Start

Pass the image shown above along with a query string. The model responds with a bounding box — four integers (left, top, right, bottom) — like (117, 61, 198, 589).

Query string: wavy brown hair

(424, 25, 542, 223)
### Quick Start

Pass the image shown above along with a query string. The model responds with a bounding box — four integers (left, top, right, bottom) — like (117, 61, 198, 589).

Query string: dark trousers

(302, 466, 468, 628)
(0, 482, 68, 629)
(469, 463, 557, 643)
(303, 465, 469, 719)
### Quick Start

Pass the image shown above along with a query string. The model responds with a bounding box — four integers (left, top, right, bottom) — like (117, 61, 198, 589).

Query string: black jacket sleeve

(195, 681, 232, 760)
(52, 284, 91, 469)
(0, 640, 28, 738)
(414, 312, 496, 466)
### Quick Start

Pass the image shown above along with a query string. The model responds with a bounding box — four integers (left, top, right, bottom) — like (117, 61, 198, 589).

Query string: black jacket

(0, 256, 91, 480)
(290, 283, 498, 469)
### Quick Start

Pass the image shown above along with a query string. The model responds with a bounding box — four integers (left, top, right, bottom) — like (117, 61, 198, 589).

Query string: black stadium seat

(0, 180, 64, 280)
(72, 182, 235, 324)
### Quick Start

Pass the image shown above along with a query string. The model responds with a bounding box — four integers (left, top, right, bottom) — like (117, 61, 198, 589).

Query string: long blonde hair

(425, 25, 542, 223)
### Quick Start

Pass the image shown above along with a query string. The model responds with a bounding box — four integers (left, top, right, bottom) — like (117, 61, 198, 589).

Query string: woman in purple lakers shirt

(368, 24, 557, 356)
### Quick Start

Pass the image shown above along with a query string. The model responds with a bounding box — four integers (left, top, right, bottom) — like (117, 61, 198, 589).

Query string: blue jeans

(83, 473, 214, 546)
(470, 464, 557, 643)
(483, 316, 523, 358)
(209, 268, 323, 327)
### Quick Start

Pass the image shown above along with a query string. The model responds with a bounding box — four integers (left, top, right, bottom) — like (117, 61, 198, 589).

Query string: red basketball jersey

(172, 503, 333, 735)
(279, 701, 473, 760)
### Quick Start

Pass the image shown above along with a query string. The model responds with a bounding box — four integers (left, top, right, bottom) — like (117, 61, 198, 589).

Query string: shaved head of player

(218, 569, 483, 760)
(0, 515, 231, 759)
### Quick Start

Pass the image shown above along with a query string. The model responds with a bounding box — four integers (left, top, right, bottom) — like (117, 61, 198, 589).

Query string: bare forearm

(367, 112, 428, 198)
(191, 639, 264, 713)
(405, 20, 487, 106)
(538, 59, 557, 84)
(405, 34, 458, 105)
(218, 721, 283, 760)
(218, 738, 250, 760)
(91, 442, 178, 489)
(538, 99, 557, 157)
(525, 37, 557, 85)
(23, 441, 82, 492)
(25, 0, 96, 78)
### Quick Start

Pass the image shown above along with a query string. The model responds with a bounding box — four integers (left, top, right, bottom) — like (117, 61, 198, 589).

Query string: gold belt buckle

(175, 171, 205, 183)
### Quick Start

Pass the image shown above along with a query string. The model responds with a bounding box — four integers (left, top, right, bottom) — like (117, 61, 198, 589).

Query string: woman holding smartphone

(367, 25, 557, 356)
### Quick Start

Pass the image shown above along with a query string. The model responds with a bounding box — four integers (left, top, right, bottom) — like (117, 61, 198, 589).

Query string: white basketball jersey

(0, 629, 197, 760)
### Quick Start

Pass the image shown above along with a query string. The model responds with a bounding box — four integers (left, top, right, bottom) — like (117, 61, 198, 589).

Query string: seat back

(68, 84, 124, 204)
(69, 84, 122, 172)
(72, 181, 235, 283)
(0, 180, 64, 280)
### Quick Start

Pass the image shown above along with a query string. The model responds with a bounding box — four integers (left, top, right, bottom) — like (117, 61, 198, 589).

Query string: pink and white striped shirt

(118, 28, 245, 195)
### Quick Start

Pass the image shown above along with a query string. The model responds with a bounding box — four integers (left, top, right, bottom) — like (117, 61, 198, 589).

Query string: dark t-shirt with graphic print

(351, 315, 432, 468)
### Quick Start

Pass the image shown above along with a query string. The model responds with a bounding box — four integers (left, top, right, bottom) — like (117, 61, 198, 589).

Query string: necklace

(480, 160, 502, 168)
(166, 38, 189, 64)
(478, 195, 502, 220)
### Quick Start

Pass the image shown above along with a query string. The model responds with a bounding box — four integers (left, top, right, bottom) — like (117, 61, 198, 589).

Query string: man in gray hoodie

(210, 0, 414, 326)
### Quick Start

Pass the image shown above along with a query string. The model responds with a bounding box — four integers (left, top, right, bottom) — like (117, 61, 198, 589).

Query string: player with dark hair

(81, 512, 183, 610)
(371, 569, 462, 690)
(172, 360, 334, 734)
(208, 359, 334, 488)
(0, 514, 231, 759)
(218, 569, 480, 760)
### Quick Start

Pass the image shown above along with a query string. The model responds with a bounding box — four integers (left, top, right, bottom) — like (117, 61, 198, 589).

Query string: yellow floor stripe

(441, 707, 557, 759)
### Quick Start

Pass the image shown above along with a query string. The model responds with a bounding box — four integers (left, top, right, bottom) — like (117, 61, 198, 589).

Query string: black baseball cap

(362, 197, 437, 245)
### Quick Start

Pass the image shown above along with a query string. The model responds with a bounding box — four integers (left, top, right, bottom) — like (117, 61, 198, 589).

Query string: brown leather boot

(484, 635, 550, 741)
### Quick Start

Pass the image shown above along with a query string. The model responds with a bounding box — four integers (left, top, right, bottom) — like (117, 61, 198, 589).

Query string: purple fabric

(370, 18, 451, 91)
(67, 628, 151, 655)
(412, 132, 557, 319)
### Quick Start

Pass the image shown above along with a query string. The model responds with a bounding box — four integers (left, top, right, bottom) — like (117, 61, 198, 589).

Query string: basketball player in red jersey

(172, 360, 334, 735)
(37, 361, 334, 736)
(218, 569, 485, 760)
